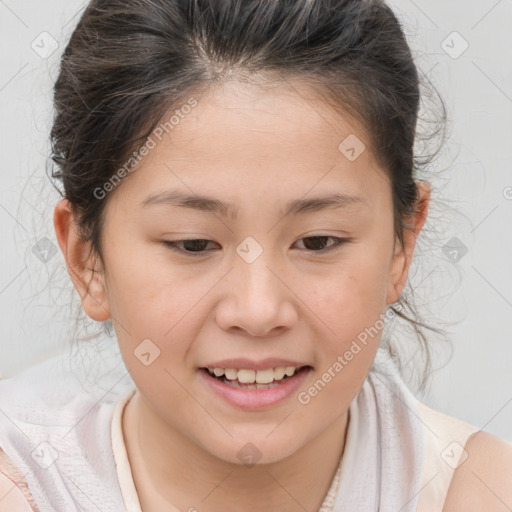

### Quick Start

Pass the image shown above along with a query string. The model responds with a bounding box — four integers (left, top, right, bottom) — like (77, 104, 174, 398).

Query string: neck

(122, 391, 349, 512)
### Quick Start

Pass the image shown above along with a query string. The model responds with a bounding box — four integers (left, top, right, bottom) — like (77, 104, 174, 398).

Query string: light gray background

(1, 0, 511, 441)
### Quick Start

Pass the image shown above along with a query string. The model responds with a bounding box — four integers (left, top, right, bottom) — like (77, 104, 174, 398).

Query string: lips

(200, 358, 312, 387)
(200, 358, 311, 371)
(204, 365, 310, 385)
(199, 364, 313, 409)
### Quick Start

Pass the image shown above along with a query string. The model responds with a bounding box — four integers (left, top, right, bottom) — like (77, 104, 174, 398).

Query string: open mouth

(200, 366, 312, 390)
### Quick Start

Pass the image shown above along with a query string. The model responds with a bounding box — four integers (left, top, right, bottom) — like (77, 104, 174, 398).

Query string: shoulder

(0, 473, 33, 512)
(0, 449, 35, 512)
(443, 430, 512, 512)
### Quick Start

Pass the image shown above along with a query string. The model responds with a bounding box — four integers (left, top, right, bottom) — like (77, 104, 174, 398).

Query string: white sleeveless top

(0, 346, 479, 511)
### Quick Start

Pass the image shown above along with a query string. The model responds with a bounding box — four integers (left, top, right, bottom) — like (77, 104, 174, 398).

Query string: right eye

(160, 239, 219, 256)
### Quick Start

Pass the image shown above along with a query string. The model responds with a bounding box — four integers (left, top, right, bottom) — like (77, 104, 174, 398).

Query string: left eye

(161, 236, 349, 256)
(294, 236, 348, 252)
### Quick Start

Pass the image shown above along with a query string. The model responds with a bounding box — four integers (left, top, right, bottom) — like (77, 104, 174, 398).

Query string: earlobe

(386, 181, 431, 305)
(53, 199, 111, 322)
(386, 236, 408, 305)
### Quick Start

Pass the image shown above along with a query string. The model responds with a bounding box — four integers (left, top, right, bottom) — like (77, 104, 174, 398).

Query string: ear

(53, 198, 111, 322)
(386, 181, 431, 305)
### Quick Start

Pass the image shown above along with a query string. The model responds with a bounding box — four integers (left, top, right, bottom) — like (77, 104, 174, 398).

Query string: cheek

(100, 241, 195, 362)
(306, 257, 390, 331)
(298, 271, 385, 412)
(302, 255, 390, 387)
(102, 237, 181, 317)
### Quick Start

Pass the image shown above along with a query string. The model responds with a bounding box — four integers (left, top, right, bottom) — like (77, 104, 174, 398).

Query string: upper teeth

(207, 366, 300, 384)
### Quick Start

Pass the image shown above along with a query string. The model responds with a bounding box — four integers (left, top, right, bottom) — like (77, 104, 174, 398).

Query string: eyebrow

(140, 190, 366, 220)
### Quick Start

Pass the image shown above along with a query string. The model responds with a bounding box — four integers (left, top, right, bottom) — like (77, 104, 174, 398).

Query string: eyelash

(160, 236, 351, 257)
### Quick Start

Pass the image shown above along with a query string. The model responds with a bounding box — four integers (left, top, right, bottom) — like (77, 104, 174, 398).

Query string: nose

(215, 254, 298, 337)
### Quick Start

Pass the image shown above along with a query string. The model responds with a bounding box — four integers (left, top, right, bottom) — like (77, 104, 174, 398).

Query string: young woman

(1, 0, 511, 510)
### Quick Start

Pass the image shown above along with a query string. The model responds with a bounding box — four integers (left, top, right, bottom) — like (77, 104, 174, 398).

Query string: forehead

(107, 79, 390, 214)
(168, 79, 372, 165)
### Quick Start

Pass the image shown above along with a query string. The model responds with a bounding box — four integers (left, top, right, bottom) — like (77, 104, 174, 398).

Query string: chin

(204, 433, 306, 467)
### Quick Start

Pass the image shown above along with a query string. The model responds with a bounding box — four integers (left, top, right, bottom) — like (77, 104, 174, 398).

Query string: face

(55, 79, 428, 465)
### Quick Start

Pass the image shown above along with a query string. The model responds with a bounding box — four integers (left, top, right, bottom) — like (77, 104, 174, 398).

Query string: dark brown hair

(50, 0, 448, 389)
